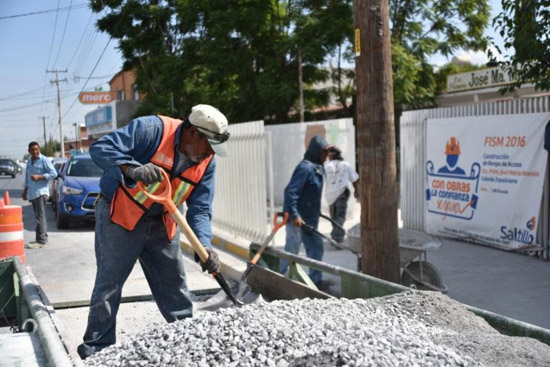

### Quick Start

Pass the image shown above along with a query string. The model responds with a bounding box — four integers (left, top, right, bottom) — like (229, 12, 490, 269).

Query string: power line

(0, 85, 48, 102)
(65, 12, 95, 69)
(63, 37, 113, 119)
(0, 98, 58, 113)
(53, 0, 75, 69)
(46, 0, 62, 71)
(0, 3, 88, 21)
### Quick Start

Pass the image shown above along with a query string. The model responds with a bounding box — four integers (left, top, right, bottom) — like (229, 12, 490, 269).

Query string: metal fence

(400, 96, 550, 259)
(211, 120, 270, 243)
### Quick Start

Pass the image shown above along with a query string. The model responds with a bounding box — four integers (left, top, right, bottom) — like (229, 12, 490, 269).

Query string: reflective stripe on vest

(110, 115, 213, 239)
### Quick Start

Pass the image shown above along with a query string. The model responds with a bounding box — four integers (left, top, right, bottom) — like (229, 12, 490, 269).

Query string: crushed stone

(84, 291, 550, 367)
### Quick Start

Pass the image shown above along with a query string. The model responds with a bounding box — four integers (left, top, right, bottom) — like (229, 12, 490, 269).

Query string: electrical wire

(0, 3, 88, 20)
(52, 0, 75, 69)
(45, 0, 62, 70)
(62, 37, 113, 119)
(65, 12, 95, 70)
(0, 85, 48, 102)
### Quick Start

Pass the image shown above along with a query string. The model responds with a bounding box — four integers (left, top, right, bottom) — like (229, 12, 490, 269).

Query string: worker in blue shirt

(77, 105, 228, 359)
(280, 135, 334, 290)
(22, 141, 57, 248)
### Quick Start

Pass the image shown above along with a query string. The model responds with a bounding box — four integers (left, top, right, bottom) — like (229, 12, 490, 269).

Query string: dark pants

(280, 223, 324, 284)
(329, 188, 350, 243)
(77, 197, 193, 359)
(31, 195, 48, 244)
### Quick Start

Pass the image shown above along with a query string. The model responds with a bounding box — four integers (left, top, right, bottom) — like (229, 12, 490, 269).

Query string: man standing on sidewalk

(324, 148, 359, 244)
(22, 141, 57, 248)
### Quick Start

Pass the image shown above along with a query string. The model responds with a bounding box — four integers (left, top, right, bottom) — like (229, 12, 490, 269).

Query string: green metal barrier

(0, 257, 74, 366)
(250, 243, 550, 346)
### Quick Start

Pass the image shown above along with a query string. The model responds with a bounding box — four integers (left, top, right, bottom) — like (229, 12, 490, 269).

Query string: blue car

(54, 154, 103, 229)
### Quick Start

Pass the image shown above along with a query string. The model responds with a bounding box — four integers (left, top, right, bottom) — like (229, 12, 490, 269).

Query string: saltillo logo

(500, 217, 536, 245)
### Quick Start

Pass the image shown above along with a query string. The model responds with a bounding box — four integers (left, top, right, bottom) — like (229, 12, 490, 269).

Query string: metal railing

(400, 96, 550, 259)
(211, 120, 270, 243)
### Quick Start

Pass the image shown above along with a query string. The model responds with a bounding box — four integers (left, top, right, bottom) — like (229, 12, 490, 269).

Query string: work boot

(315, 279, 334, 291)
(26, 242, 47, 249)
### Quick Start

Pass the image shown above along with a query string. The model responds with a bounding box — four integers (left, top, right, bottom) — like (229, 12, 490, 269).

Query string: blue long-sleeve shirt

(283, 161, 324, 228)
(89, 115, 216, 247)
(283, 135, 329, 228)
(24, 154, 57, 200)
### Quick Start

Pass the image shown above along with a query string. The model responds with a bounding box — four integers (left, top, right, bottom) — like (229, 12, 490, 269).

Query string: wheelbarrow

(347, 224, 448, 293)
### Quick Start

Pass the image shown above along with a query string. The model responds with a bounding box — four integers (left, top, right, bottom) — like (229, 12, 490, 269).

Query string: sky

(0, 1, 122, 159)
(0, 1, 506, 160)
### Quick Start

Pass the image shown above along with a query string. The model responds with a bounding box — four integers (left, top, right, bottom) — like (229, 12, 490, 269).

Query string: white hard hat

(189, 104, 230, 157)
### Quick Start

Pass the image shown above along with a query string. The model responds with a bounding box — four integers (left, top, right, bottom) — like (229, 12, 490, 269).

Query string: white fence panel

(400, 96, 550, 259)
(212, 120, 268, 243)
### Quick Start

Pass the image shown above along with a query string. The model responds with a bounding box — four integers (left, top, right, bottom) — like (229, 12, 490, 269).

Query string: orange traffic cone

(4, 191, 11, 206)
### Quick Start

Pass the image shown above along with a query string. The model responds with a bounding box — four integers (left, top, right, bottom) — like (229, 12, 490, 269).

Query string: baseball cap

(188, 104, 230, 157)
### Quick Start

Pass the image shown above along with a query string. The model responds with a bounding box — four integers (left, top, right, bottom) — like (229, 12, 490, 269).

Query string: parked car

(54, 155, 103, 229)
(0, 159, 17, 178)
(48, 158, 68, 202)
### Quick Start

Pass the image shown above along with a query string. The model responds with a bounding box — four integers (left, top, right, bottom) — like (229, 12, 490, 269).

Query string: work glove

(125, 163, 164, 185)
(200, 248, 221, 274)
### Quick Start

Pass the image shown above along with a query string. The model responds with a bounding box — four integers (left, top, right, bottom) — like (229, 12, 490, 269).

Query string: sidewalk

(207, 203, 550, 330)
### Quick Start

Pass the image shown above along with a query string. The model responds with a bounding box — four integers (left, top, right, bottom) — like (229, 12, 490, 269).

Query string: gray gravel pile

(85, 291, 550, 367)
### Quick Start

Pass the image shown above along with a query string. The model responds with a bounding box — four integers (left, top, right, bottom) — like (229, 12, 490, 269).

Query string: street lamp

(73, 123, 78, 144)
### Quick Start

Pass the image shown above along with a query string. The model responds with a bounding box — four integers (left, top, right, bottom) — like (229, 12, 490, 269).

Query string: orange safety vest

(110, 115, 213, 240)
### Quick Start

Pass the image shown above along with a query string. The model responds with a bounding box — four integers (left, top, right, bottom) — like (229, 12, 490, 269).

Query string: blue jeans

(279, 223, 324, 284)
(78, 197, 192, 359)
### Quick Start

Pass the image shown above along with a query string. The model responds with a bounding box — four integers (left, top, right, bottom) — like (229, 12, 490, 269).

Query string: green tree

(91, 0, 489, 123)
(390, 0, 490, 108)
(91, 0, 351, 124)
(42, 140, 60, 157)
(493, 0, 550, 91)
(329, 0, 490, 112)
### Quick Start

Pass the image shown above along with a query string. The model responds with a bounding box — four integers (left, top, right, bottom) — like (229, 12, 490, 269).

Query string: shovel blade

(194, 270, 263, 312)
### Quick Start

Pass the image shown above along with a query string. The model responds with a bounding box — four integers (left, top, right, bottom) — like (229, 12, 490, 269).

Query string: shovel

(197, 211, 289, 310)
(236, 211, 289, 296)
(302, 223, 351, 251)
(137, 170, 243, 306)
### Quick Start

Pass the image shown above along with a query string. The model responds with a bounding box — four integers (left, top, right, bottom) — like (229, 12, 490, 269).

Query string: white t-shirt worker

(323, 150, 359, 243)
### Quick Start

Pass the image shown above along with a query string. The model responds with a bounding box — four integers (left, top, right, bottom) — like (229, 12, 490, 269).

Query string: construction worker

(77, 105, 228, 359)
(22, 141, 57, 248)
(324, 147, 359, 244)
(438, 137, 466, 175)
(280, 135, 334, 290)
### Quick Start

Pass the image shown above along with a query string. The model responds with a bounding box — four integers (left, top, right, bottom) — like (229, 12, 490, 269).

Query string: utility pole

(39, 116, 48, 147)
(353, 0, 400, 282)
(47, 69, 67, 157)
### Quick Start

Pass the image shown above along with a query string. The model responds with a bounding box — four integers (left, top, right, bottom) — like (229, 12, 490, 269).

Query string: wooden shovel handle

(137, 170, 209, 262)
(170, 208, 210, 263)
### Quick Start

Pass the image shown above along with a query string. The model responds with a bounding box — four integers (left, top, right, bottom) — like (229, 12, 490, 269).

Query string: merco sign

(78, 92, 112, 104)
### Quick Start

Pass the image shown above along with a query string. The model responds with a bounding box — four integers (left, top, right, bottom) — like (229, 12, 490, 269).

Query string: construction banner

(425, 113, 550, 249)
